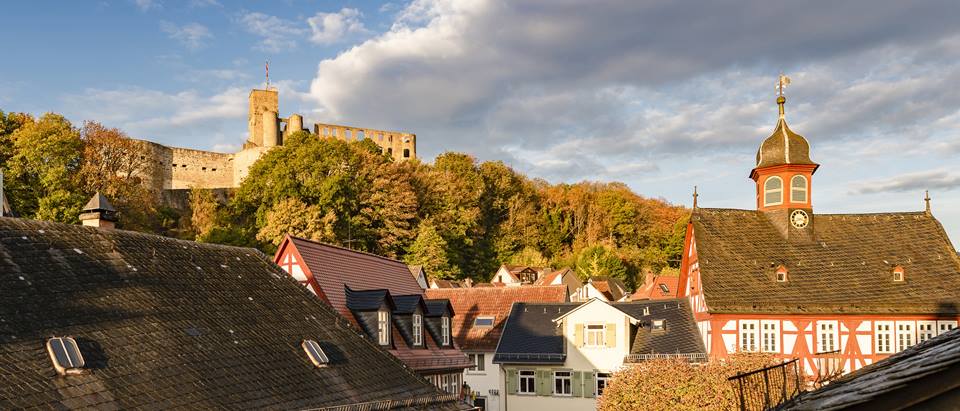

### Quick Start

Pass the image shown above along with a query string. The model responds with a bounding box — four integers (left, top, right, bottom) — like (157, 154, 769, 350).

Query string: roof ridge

(289, 235, 408, 265)
(698, 208, 930, 217)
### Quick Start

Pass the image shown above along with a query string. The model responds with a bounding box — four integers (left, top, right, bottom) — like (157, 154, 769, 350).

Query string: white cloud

(160, 21, 213, 51)
(189, 0, 221, 7)
(307, 8, 368, 45)
(851, 169, 960, 194)
(237, 12, 307, 53)
(133, 0, 160, 12)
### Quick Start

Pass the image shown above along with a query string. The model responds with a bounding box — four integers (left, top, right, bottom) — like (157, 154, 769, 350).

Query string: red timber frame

(677, 221, 959, 377)
(273, 235, 331, 304)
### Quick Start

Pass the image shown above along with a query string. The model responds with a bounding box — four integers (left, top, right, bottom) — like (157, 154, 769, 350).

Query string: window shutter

(572, 371, 583, 397)
(583, 372, 596, 398)
(574, 323, 584, 347)
(537, 370, 551, 396)
(605, 323, 617, 347)
(506, 369, 518, 395)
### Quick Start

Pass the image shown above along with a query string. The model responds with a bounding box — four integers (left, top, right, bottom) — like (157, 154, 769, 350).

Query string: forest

(0, 110, 689, 288)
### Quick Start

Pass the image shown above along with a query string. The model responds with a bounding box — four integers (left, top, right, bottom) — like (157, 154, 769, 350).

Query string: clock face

(790, 210, 809, 229)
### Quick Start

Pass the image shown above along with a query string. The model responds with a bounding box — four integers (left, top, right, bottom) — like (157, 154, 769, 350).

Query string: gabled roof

(425, 286, 568, 351)
(0, 217, 459, 410)
(551, 298, 640, 324)
(692, 209, 960, 314)
(631, 275, 680, 300)
(612, 299, 705, 356)
(424, 299, 455, 317)
(783, 327, 960, 410)
(589, 276, 629, 301)
(533, 267, 571, 285)
(345, 286, 394, 311)
(392, 294, 427, 315)
(493, 303, 577, 364)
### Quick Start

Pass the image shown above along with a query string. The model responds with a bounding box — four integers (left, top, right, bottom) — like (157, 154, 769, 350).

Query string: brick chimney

(79, 192, 117, 229)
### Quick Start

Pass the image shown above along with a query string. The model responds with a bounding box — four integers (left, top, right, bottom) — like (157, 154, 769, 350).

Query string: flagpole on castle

(265, 60, 270, 89)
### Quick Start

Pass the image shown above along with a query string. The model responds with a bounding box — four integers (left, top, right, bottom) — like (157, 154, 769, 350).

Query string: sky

(1, 0, 959, 244)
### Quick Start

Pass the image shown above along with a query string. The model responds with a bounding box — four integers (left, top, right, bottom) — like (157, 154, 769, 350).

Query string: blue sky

(2, 0, 960, 244)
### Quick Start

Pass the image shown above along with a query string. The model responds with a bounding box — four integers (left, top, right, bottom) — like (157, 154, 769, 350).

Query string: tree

(575, 244, 628, 282)
(405, 222, 460, 279)
(598, 353, 786, 411)
(255, 197, 337, 247)
(189, 187, 220, 240)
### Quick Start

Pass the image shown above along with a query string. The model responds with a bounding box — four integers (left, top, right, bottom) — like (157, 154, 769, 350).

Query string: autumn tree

(405, 222, 460, 279)
(256, 197, 337, 246)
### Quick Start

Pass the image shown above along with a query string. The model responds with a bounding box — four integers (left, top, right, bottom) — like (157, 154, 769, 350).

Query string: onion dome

(754, 96, 818, 170)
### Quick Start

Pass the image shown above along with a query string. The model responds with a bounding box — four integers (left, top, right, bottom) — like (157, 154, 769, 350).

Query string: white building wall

(464, 351, 503, 411)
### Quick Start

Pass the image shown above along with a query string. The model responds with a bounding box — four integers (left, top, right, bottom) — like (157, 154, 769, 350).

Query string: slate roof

(754, 107, 818, 171)
(692, 208, 960, 314)
(612, 299, 705, 356)
(345, 286, 394, 311)
(393, 294, 427, 315)
(0, 217, 461, 410)
(782, 327, 960, 410)
(425, 286, 568, 352)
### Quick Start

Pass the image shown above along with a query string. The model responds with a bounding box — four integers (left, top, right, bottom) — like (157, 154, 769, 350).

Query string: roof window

(46, 337, 85, 375)
(474, 316, 495, 327)
(652, 319, 666, 331)
(776, 264, 788, 282)
(302, 339, 329, 367)
(658, 283, 670, 293)
(893, 265, 905, 282)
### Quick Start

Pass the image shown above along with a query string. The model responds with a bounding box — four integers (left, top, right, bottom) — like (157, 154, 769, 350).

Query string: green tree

(575, 244, 628, 283)
(256, 197, 337, 247)
(406, 222, 460, 279)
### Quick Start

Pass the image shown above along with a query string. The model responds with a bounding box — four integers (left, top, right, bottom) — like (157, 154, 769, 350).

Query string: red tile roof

(424, 286, 568, 351)
(631, 275, 681, 300)
(533, 268, 568, 285)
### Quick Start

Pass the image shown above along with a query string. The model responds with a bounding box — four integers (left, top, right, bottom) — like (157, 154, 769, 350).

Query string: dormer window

(47, 337, 85, 375)
(302, 339, 329, 367)
(893, 266, 905, 282)
(377, 309, 391, 345)
(776, 265, 788, 282)
(643, 306, 650, 316)
(790, 175, 808, 203)
(413, 313, 423, 346)
(764, 176, 783, 206)
(442, 316, 450, 346)
(652, 319, 666, 331)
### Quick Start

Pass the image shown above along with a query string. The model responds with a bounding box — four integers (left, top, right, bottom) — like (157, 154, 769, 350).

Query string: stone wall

(313, 122, 417, 162)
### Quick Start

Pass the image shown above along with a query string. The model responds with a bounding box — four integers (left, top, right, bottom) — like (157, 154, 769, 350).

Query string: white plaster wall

(464, 352, 503, 411)
(507, 393, 595, 411)
(562, 301, 631, 372)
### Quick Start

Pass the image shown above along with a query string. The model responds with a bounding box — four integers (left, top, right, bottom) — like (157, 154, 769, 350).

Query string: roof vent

(46, 337, 85, 375)
(302, 339, 329, 367)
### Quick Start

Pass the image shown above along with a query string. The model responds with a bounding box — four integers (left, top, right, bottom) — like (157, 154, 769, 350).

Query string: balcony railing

(623, 353, 709, 363)
(728, 358, 802, 411)
(812, 350, 843, 388)
(304, 393, 462, 411)
(493, 352, 565, 362)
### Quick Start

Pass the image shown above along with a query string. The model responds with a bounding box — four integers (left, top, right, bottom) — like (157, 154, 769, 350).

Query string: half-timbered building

(678, 93, 960, 378)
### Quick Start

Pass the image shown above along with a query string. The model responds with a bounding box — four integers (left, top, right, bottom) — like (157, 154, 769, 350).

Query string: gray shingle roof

(612, 299, 706, 356)
(0, 218, 460, 410)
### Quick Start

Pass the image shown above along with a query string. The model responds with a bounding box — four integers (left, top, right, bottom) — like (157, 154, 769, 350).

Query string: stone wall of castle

(313, 122, 417, 162)
(137, 141, 236, 190)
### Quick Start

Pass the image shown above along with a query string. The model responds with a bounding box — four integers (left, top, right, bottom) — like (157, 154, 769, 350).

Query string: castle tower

(750, 77, 819, 237)
(248, 89, 279, 147)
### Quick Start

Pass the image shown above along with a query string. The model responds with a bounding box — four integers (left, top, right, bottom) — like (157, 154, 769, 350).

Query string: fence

(303, 393, 462, 411)
(728, 359, 802, 411)
(623, 353, 708, 363)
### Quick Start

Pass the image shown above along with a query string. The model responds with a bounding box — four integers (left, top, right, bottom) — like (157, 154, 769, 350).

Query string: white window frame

(761, 320, 780, 353)
(585, 324, 606, 347)
(553, 371, 572, 396)
(518, 370, 536, 395)
(413, 313, 423, 346)
(596, 372, 611, 397)
(896, 321, 914, 352)
(468, 353, 485, 372)
(764, 176, 784, 206)
(817, 321, 838, 353)
(918, 321, 936, 343)
(378, 309, 391, 346)
(937, 320, 957, 335)
(442, 316, 450, 346)
(740, 320, 759, 352)
(474, 316, 495, 327)
(790, 175, 808, 203)
(876, 321, 894, 354)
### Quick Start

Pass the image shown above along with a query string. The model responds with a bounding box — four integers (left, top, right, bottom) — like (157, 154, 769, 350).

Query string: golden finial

(777, 72, 791, 119)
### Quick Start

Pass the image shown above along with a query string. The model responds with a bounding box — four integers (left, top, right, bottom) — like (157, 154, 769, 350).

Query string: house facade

(494, 298, 705, 410)
(533, 268, 586, 302)
(580, 276, 629, 302)
(677, 93, 960, 378)
(274, 235, 472, 392)
(491, 265, 550, 286)
(425, 286, 569, 411)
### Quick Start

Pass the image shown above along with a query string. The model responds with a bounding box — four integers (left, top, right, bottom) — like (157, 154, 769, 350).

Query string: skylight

(659, 283, 670, 293)
(46, 337, 84, 375)
(474, 316, 495, 327)
(302, 339, 329, 367)
(652, 319, 666, 331)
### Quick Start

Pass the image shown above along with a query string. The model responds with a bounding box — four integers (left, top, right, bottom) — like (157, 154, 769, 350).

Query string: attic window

(474, 316, 495, 327)
(643, 306, 650, 316)
(776, 265, 788, 282)
(659, 284, 670, 293)
(302, 339, 329, 367)
(47, 337, 85, 375)
(652, 319, 666, 331)
(893, 266, 905, 282)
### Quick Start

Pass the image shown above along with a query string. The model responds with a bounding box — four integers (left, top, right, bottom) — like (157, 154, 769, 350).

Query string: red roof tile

(424, 286, 568, 351)
(631, 275, 681, 300)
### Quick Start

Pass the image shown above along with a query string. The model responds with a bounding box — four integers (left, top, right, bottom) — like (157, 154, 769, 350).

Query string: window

(893, 266, 905, 282)
(378, 309, 391, 345)
(357, 130, 365, 140)
(764, 176, 783, 206)
(519, 370, 536, 394)
(474, 316, 495, 327)
(790, 175, 808, 203)
(652, 319, 666, 331)
(642, 306, 650, 316)
(302, 339, 329, 367)
(896, 322, 914, 352)
(553, 371, 572, 396)
(740, 321, 758, 352)
(938, 321, 957, 335)
(442, 316, 450, 346)
(876, 322, 893, 354)
(776, 265, 788, 282)
(585, 324, 605, 347)
(659, 283, 670, 293)
(818, 321, 837, 353)
(345, 129, 352, 139)
(469, 354, 485, 371)
(403, 148, 411, 158)
(761, 321, 780, 353)
(46, 337, 84, 375)
(918, 321, 936, 343)
(596, 373, 611, 396)
(413, 314, 423, 346)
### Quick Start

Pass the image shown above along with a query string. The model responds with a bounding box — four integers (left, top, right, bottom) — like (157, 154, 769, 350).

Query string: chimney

(79, 192, 117, 229)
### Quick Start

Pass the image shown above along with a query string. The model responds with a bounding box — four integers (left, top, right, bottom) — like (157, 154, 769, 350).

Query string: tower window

(47, 337, 85, 375)
(764, 176, 783, 206)
(403, 148, 410, 158)
(791, 175, 808, 203)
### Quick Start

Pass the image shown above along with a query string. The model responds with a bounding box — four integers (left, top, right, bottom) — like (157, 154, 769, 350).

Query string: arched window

(791, 175, 808, 203)
(764, 176, 783, 206)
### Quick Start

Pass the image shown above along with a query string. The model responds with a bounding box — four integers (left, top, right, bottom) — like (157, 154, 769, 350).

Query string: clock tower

(750, 75, 819, 237)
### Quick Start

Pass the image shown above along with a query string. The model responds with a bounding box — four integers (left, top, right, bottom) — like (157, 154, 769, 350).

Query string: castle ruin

(137, 88, 417, 191)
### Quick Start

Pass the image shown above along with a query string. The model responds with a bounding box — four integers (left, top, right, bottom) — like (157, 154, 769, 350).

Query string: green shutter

(606, 323, 617, 347)
(506, 369, 518, 395)
(583, 372, 596, 398)
(536, 370, 551, 396)
(572, 371, 583, 397)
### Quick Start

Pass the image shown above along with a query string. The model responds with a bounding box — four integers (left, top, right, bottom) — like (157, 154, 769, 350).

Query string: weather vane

(777, 72, 791, 97)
